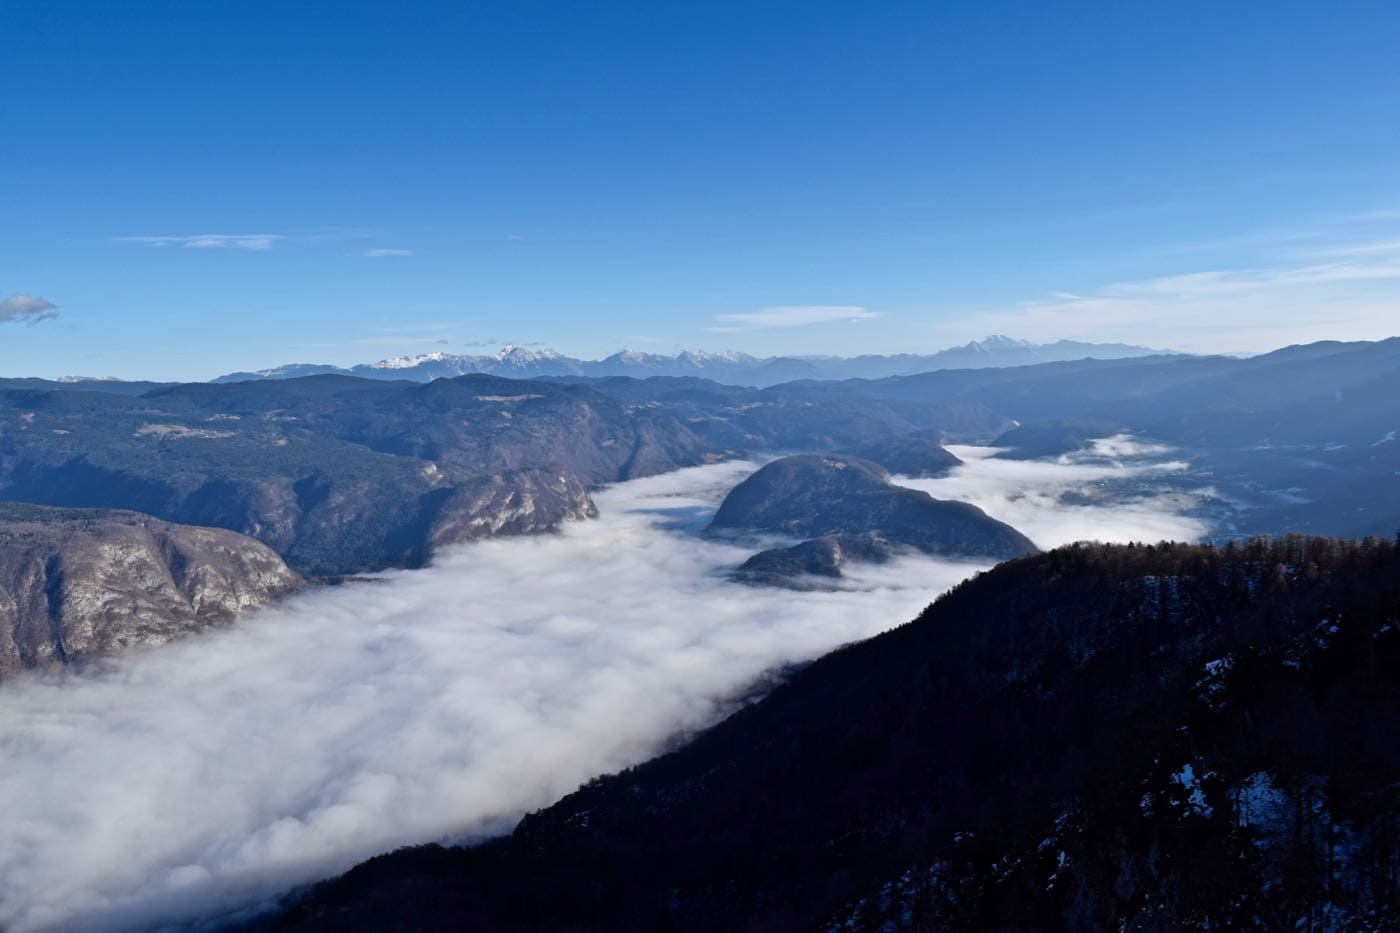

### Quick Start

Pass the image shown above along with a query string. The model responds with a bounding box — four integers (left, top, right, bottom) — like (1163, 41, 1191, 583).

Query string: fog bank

(900, 440, 1210, 548)
(0, 445, 1205, 931)
(0, 462, 979, 931)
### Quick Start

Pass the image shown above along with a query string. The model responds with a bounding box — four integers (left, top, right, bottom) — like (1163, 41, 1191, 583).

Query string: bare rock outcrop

(0, 503, 302, 676)
(427, 468, 599, 552)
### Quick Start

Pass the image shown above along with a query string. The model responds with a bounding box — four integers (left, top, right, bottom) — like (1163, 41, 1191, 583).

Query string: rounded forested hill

(734, 532, 892, 587)
(709, 454, 1035, 561)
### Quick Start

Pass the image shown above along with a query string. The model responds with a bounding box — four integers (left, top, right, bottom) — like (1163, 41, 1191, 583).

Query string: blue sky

(4, 0, 1400, 380)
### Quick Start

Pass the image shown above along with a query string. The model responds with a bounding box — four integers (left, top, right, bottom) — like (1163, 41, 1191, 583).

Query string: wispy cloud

(709, 305, 878, 332)
(293, 336, 454, 351)
(0, 293, 58, 324)
(117, 234, 285, 251)
(1310, 238, 1400, 258)
(361, 248, 414, 258)
(973, 247, 1400, 353)
(1339, 207, 1400, 224)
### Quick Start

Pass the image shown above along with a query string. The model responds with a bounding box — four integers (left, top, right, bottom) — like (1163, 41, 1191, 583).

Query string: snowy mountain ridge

(215, 337, 1174, 387)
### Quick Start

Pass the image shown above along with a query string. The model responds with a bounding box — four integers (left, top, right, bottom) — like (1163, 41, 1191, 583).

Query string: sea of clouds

(0, 444, 1208, 931)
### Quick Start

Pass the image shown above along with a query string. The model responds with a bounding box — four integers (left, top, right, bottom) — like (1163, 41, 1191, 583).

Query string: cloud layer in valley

(0, 446, 1206, 931)
(899, 441, 1210, 549)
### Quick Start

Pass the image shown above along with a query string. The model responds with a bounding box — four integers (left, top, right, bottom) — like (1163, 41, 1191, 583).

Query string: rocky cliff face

(427, 469, 599, 551)
(0, 504, 302, 676)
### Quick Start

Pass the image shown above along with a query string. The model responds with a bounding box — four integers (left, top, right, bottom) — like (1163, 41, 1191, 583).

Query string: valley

(10, 8, 1399, 928)
(0, 338, 1395, 931)
(0, 443, 1201, 932)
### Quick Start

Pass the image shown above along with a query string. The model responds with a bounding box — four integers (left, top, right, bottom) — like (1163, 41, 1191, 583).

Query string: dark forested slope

(263, 535, 1400, 932)
(709, 454, 1035, 562)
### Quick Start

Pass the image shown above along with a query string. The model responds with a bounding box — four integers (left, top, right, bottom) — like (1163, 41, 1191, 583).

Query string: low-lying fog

(905, 440, 1208, 548)
(0, 443, 1208, 932)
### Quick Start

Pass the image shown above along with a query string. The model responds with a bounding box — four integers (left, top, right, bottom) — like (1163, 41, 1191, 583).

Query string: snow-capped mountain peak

(680, 349, 754, 364)
(216, 338, 1176, 386)
(968, 335, 1032, 352)
(370, 351, 454, 370)
(495, 345, 565, 363)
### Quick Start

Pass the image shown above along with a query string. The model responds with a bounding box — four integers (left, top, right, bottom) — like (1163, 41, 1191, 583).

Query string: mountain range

(4, 334, 1399, 928)
(6, 337, 1399, 585)
(211, 336, 1173, 388)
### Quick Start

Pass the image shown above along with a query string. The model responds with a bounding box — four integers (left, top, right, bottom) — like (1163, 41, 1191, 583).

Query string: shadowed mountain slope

(709, 454, 1036, 562)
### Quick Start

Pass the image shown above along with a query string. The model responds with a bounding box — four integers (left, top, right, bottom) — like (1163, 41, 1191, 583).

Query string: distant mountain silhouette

(213, 337, 1174, 388)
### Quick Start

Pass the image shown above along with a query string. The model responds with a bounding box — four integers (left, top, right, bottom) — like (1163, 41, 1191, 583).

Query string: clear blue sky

(4, 0, 1399, 380)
